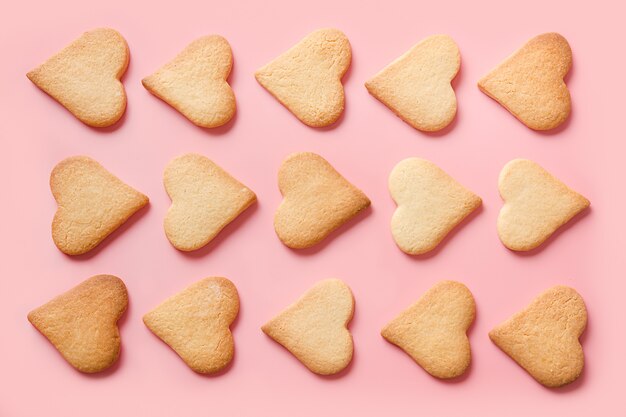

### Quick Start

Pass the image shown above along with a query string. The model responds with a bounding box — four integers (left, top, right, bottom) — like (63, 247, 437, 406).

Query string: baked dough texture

(490, 285, 587, 387)
(478, 33, 572, 130)
(142, 35, 236, 128)
(382, 280, 475, 379)
(255, 28, 351, 127)
(366, 34, 460, 131)
(27, 28, 129, 127)
(274, 152, 370, 249)
(50, 156, 149, 255)
(28, 275, 128, 373)
(163, 153, 256, 251)
(497, 158, 589, 251)
(262, 279, 354, 375)
(389, 158, 481, 255)
(143, 277, 239, 374)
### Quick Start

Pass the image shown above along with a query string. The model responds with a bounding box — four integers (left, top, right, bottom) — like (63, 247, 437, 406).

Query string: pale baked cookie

(27, 28, 129, 127)
(498, 159, 589, 251)
(478, 33, 572, 130)
(51, 156, 149, 255)
(389, 158, 481, 255)
(274, 152, 370, 249)
(28, 275, 128, 373)
(255, 28, 351, 127)
(489, 286, 587, 387)
(365, 35, 460, 132)
(262, 279, 354, 375)
(142, 35, 236, 128)
(163, 153, 256, 251)
(382, 281, 475, 379)
(143, 277, 239, 374)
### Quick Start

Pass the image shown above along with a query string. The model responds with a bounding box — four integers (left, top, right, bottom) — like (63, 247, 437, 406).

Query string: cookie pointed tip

(581, 195, 591, 209)
(138, 193, 150, 205)
(26, 310, 37, 324)
(253, 69, 266, 82)
(487, 328, 502, 344)
(380, 325, 391, 339)
(260, 322, 274, 336)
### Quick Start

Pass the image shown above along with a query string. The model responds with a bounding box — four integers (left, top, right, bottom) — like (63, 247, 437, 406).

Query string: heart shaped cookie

(142, 35, 236, 128)
(389, 158, 481, 255)
(498, 159, 589, 251)
(163, 153, 256, 251)
(274, 152, 370, 249)
(143, 277, 239, 374)
(262, 279, 354, 375)
(478, 33, 572, 130)
(27, 28, 129, 127)
(51, 156, 149, 255)
(489, 286, 587, 387)
(382, 281, 475, 379)
(366, 35, 460, 132)
(255, 28, 351, 127)
(28, 275, 128, 373)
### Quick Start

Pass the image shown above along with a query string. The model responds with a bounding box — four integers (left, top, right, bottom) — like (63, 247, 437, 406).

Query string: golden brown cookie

(274, 152, 370, 249)
(51, 156, 149, 255)
(365, 34, 460, 131)
(142, 35, 236, 128)
(28, 275, 128, 373)
(255, 28, 351, 127)
(163, 153, 256, 251)
(478, 33, 572, 130)
(262, 279, 354, 375)
(27, 28, 129, 127)
(381, 281, 475, 378)
(498, 159, 589, 251)
(489, 286, 587, 387)
(389, 158, 481, 255)
(143, 277, 239, 374)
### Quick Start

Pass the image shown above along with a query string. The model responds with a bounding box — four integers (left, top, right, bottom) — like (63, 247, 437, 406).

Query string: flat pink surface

(1, 0, 624, 415)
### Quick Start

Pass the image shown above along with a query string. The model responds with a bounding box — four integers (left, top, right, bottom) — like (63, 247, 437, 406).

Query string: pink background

(1, 0, 624, 415)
